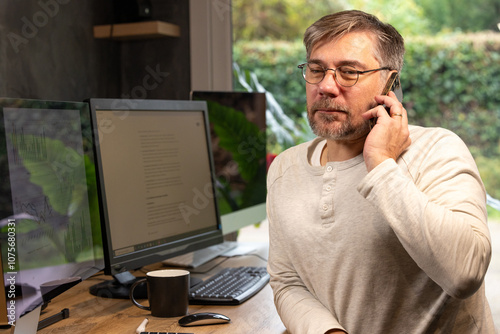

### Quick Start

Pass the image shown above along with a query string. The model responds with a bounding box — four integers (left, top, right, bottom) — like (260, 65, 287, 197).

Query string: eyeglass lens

(303, 63, 358, 86)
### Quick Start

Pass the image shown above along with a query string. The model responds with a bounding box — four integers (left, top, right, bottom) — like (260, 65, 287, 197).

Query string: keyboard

(189, 266, 270, 305)
(162, 241, 238, 268)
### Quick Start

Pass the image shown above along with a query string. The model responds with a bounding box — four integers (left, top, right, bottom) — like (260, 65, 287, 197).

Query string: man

(266, 10, 494, 334)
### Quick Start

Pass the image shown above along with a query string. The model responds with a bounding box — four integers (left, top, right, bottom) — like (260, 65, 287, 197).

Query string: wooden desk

(3, 243, 287, 334)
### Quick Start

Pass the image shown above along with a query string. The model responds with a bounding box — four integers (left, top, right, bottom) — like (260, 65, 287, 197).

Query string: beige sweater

(267, 125, 494, 333)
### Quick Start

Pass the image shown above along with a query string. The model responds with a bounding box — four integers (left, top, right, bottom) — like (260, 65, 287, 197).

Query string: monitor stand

(89, 271, 202, 299)
(12, 305, 72, 333)
(89, 271, 145, 299)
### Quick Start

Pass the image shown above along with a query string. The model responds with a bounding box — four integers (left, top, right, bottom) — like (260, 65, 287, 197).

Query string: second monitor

(88, 99, 223, 297)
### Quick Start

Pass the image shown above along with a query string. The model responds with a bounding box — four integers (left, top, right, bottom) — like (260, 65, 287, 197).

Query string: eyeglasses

(298, 62, 392, 87)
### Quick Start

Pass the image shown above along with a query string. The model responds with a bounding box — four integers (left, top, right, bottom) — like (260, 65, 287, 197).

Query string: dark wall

(119, 0, 191, 100)
(0, 0, 191, 102)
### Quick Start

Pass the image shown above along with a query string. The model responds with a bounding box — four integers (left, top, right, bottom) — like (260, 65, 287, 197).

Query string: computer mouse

(178, 312, 231, 327)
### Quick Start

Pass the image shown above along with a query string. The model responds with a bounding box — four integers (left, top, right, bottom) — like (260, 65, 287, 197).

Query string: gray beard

(307, 100, 371, 141)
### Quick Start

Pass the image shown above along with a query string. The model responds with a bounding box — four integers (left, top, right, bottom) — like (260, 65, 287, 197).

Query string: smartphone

(369, 71, 399, 128)
(381, 71, 399, 97)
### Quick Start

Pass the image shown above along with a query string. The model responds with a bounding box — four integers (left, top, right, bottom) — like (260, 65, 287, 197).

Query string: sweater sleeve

(357, 128, 491, 299)
(266, 155, 346, 334)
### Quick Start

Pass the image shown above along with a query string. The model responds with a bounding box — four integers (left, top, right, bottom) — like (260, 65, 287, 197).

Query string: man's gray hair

(303, 10, 405, 72)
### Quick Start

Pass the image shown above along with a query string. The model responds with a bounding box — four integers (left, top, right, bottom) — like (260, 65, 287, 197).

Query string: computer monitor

(0, 98, 103, 325)
(87, 99, 223, 298)
(190, 91, 267, 235)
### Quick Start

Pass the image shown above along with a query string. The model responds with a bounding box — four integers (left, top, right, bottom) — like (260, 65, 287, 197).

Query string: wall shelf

(93, 21, 180, 40)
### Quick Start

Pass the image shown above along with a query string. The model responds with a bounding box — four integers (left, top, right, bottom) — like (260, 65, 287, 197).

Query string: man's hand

(362, 91, 411, 172)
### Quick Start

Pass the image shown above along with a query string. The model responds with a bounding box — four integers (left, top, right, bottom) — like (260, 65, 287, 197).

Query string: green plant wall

(234, 32, 500, 199)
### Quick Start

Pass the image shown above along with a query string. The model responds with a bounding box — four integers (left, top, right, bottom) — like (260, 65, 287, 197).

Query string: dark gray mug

(130, 269, 190, 318)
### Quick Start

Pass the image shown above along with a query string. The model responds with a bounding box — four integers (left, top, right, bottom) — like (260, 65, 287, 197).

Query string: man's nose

(317, 70, 341, 97)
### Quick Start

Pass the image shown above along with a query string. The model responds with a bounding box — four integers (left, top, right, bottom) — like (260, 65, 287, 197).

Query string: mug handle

(129, 278, 150, 310)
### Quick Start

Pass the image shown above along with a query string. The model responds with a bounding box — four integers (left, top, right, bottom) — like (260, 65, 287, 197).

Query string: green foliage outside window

(234, 32, 500, 203)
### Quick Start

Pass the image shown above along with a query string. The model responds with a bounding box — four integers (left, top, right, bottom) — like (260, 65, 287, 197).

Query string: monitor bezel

(88, 98, 224, 276)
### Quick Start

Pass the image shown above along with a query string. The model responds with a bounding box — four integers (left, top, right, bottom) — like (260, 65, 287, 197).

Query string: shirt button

(322, 204, 328, 211)
(326, 166, 333, 172)
(326, 185, 332, 191)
